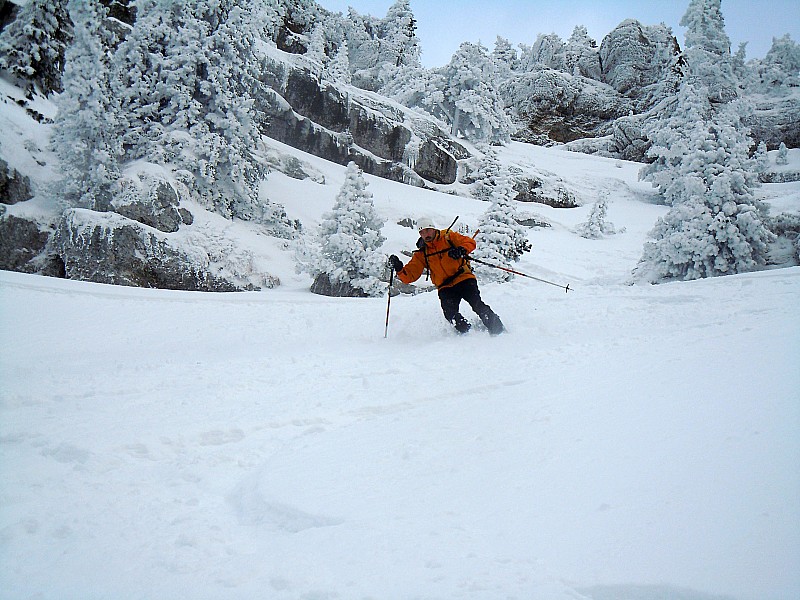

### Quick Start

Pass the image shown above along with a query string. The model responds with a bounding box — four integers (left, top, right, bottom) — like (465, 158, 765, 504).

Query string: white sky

(319, 0, 800, 67)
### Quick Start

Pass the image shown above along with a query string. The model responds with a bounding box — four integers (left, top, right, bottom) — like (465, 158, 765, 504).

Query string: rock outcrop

(256, 55, 470, 186)
(598, 20, 681, 108)
(51, 209, 276, 291)
(745, 94, 800, 150)
(508, 68, 633, 144)
(0, 208, 52, 273)
(0, 159, 33, 205)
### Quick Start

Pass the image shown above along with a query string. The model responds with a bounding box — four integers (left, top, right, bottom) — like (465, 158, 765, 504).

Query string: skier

(388, 218, 505, 335)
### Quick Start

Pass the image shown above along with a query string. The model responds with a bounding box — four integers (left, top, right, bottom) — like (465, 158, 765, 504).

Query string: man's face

(420, 227, 437, 243)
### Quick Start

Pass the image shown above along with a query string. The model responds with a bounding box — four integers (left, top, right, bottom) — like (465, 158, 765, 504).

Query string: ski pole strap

(466, 256, 572, 293)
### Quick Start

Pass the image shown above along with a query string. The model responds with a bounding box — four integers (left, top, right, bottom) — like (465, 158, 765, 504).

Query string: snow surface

(1, 139, 799, 600)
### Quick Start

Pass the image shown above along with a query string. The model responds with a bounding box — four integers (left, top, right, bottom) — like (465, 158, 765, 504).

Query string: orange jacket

(396, 229, 476, 289)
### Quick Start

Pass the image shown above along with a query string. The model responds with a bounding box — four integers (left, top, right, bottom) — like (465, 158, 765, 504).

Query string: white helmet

(416, 217, 437, 231)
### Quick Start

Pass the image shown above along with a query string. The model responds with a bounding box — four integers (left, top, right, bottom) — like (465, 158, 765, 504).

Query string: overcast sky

(319, 0, 800, 67)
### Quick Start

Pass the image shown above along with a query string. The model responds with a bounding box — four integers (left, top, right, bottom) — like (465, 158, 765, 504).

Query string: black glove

(448, 246, 467, 259)
(388, 254, 404, 273)
(416, 237, 426, 250)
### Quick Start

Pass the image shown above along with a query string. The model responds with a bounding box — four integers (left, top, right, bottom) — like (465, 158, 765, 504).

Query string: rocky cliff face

(507, 68, 633, 144)
(598, 20, 680, 107)
(509, 20, 681, 151)
(746, 95, 800, 150)
(256, 53, 469, 186)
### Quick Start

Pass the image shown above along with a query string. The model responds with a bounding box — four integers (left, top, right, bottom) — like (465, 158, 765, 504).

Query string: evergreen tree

(51, 0, 121, 210)
(754, 141, 770, 173)
(440, 41, 513, 144)
(112, 0, 293, 236)
(575, 193, 624, 239)
(776, 142, 789, 165)
(379, 0, 420, 68)
(473, 167, 531, 282)
(327, 40, 352, 84)
(636, 82, 774, 282)
(491, 36, 517, 81)
(378, 62, 444, 120)
(0, 0, 71, 95)
(518, 33, 565, 72)
(296, 162, 387, 296)
(305, 22, 328, 77)
(471, 145, 503, 202)
(755, 34, 800, 91)
(679, 0, 738, 102)
(564, 25, 600, 79)
(344, 8, 381, 77)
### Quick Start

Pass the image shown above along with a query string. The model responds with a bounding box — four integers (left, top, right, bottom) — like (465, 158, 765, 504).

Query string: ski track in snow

(1, 264, 799, 600)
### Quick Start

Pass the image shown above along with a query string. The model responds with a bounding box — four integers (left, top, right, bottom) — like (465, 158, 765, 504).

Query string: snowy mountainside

(1, 260, 798, 600)
(2, 130, 800, 599)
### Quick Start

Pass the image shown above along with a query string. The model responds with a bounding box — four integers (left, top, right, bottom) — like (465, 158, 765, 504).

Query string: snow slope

(1, 141, 799, 600)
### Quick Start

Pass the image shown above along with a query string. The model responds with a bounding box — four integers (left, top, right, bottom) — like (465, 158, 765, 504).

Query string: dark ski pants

(438, 278, 504, 335)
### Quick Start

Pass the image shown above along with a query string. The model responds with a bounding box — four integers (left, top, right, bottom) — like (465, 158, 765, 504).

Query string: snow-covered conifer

(491, 36, 517, 80)
(0, 0, 71, 94)
(776, 142, 789, 166)
(378, 63, 444, 119)
(305, 23, 328, 77)
(440, 42, 513, 144)
(472, 167, 531, 282)
(564, 25, 600, 79)
(327, 40, 352, 84)
(471, 145, 502, 202)
(518, 33, 565, 72)
(679, 0, 738, 102)
(296, 162, 387, 296)
(379, 0, 420, 68)
(51, 0, 121, 210)
(636, 82, 774, 281)
(575, 193, 624, 239)
(754, 141, 770, 173)
(112, 0, 293, 236)
(345, 8, 381, 77)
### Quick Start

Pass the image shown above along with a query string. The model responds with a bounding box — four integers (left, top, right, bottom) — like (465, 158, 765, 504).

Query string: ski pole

(467, 256, 572, 292)
(384, 267, 394, 338)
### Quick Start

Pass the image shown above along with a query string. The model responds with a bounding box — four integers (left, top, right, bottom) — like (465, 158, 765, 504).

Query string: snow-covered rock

(745, 93, 800, 150)
(0, 157, 33, 205)
(599, 19, 680, 107)
(507, 68, 632, 144)
(257, 53, 470, 186)
(51, 209, 275, 291)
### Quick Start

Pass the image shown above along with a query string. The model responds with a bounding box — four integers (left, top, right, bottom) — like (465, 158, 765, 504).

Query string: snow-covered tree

(759, 34, 800, 90)
(776, 142, 790, 165)
(440, 41, 513, 144)
(327, 40, 352, 84)
(304, 22, 328, 77)
(679, 0, 738, 102)
(378, 62, 444, 116)
(112, 0, 293, 236)
(491, 36, 517, 80)
(636, 82, 774, 282)
(472, 167, 531, 282)
(0, 0, 71, 94)
(470, 145, 503, 202)
(379, 0, 420, 68)
(564, 25, 600, 79)
(51, 0, 121, 210)
(344, 8, 381, 77)
(575, 192, 625, 239)
(296, 162, 387, 296)
(518, 33, 565, 72)
(343, 1, 419, 89)
(754, 141, 770, 173)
